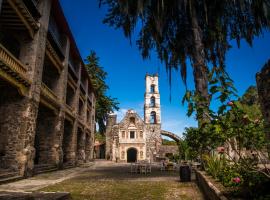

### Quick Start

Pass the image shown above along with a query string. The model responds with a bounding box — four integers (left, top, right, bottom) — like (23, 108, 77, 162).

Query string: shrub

(204, 155, 225, 179)
(218, 165, 242, 187)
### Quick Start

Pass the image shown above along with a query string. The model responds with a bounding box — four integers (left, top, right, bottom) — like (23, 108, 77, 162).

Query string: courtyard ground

(0, 160, 204, 200)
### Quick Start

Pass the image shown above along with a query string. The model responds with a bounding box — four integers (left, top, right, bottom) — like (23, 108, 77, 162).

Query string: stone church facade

(0, 0, 96, 180)
(106, 74, 179, 162)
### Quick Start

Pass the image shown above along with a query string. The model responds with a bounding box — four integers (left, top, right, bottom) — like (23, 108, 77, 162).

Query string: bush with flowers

(183, 86, 270, 199)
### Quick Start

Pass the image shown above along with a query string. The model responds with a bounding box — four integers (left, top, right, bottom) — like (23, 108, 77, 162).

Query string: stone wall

(158, 145, 179, 158)
(105, 114, 117, 160)
(256, 60, 270, 145)
(35, 105, 58, 165)
(0, 83, 27, 170)
(0, 0, 96, 178)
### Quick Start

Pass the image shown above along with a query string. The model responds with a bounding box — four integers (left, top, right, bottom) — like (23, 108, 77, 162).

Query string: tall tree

(100, 0, 270, 125)
(85, 51, 119, 134)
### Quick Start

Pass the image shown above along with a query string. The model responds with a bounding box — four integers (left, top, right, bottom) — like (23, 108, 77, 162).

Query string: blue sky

(60, 0, 270, 137)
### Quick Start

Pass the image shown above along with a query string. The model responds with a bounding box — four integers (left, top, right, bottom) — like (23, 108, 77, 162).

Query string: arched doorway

(127, 148, 137, 162)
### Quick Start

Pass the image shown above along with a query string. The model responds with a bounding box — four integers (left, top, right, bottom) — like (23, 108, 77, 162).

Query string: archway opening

(0, 79, 24, 171)
(150, 111, 157, 124)
(127, 148, 137, 163)
(62, 119, 73, 165)
(150, 96, 155, 107)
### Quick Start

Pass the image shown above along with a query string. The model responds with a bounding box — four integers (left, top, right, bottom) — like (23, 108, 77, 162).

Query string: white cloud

(113, 101, 145, 122)
(113, 108, 128, 122)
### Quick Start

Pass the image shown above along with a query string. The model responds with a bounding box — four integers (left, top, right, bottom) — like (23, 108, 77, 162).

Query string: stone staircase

(34, 164, 58, 175)
(0, 169, 22, 185)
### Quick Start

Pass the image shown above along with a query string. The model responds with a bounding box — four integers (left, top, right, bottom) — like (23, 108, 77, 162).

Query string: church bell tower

(144, 74, 161, 124)
(144, 74, 161, 161)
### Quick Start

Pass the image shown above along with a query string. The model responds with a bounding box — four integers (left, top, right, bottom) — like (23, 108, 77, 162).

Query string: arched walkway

(160, 130, 181, 142)
(127, 148, 137, 163)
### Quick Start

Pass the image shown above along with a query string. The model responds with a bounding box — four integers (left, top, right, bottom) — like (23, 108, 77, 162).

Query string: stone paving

(0, 160, 205, 200)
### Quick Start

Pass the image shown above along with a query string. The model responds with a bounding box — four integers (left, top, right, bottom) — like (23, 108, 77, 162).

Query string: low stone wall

(158, 145, 179, 158)
(195, 169, 228, 200)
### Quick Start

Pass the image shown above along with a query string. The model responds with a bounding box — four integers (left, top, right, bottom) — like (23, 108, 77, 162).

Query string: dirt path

(0, 165, 93, 192)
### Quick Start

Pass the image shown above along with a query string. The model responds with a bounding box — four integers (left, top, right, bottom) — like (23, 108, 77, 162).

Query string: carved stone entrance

(127, 148, 137, 163)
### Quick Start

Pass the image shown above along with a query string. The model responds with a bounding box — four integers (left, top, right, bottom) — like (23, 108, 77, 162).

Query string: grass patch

(41, 179, 198, 200)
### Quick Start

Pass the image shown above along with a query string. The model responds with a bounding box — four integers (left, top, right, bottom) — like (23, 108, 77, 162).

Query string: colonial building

(0, 0, 96, 181)
(106, 74, 180, 162)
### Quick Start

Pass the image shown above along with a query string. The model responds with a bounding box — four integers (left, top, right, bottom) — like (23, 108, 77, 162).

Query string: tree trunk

(190, 1, 209, 126)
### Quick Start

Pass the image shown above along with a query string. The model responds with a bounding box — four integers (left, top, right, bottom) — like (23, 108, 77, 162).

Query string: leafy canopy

(101, 0, 270, 90)
(85, 51, 119, 134)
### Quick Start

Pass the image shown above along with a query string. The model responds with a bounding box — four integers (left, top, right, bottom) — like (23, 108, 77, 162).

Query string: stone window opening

(87, 110, 90, 121)
(42, 56, 61, 95)
(150, 96, 155, 107)
(130, 117, 135, 124)
(0, 31, 21, 59)
(66, 84, 75, 108)
(34, 104, 57, 165)
(150, 84, 155, 93)
(63, 119, 73, 164)
(122, 131, 125, 139)
(79, 99, 84, 117)
(150, 111, 157, 124)
(130, 131, 135, 139)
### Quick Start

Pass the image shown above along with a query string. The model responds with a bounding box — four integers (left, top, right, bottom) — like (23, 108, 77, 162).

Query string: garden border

(195, 169, 228, 200)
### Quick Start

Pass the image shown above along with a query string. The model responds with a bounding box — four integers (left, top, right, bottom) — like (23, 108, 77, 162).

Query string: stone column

(69, 120, 78, 166)
(73, 64, 81, 165)
(52, 36, 70, 168)
(91, 94, 96, 159)
(15, 0, 52, 177)
(256, 59, 270, 153)
(105, 114, 117, 160)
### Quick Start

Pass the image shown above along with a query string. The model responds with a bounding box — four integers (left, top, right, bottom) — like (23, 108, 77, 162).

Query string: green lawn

(40, 164, 204, 200)
(41, 179, 199, 200)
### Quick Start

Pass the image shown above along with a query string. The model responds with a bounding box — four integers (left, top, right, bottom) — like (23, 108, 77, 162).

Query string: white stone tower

(144, 74, 162, 161)
(144, 74, 161, 124)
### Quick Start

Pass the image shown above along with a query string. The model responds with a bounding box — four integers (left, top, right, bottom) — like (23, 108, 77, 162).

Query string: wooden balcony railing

(45, 39, 64, 73)
(0, 43, 31, 87)
(65, 104, 75, 118)
(78, 114, 84, 123)
(68, 74, 77, 90)
(41, 82, 59, 105)
(80, 83, 86, 95)
(48, 17, 65, 56)
(2, 0, 40, 39)
(22, 0, 41, 19)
